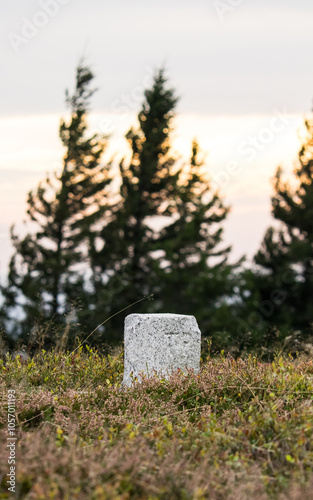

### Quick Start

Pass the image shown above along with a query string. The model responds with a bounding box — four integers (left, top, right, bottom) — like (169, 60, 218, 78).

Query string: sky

(1, 0, 313, 280)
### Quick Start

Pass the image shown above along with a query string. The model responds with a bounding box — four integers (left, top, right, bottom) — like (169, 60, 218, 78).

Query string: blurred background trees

(1, 62, 313, 354)
(1, 64, 111, 343)
(239, 116, 313, 352)
(88, 69, 236, 344)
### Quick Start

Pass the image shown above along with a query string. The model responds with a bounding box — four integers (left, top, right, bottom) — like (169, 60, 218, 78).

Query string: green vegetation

(240, 115, 313, 347)
(90, 69, 235, 343)
(1, 343, 313, 499)
(0, 62, 313, 355)
(2, 63, 110, 340)
(1, 65, 237, 348)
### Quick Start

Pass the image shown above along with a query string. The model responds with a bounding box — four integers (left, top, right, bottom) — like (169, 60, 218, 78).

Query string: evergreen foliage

(2, 63, 110, 340)
(91, 70, 235, 343)
(245, 115, 313, 343)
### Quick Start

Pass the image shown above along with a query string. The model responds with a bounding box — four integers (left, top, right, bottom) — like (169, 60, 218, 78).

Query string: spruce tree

(249, 114, 313, 342)
(2, 63, 110, 340)
(89, 69, 179, 341)
(91, 70, 234, 344)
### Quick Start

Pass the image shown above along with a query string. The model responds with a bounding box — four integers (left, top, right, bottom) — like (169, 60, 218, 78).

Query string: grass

(1, 343, 313, 499)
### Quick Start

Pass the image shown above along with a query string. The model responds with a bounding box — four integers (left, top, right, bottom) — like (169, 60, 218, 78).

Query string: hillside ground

(1, 343, 313, 499)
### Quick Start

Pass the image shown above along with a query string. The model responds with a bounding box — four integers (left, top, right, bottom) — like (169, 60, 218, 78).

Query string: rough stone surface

(122, 313, 201, 386)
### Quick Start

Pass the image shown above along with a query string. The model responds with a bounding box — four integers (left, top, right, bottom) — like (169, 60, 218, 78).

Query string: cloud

(2, 0, 313, 115)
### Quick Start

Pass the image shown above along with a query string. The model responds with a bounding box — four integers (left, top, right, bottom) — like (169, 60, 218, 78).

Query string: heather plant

(1, 339, 313, 499)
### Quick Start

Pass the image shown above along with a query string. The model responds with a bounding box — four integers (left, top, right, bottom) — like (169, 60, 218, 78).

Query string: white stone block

(122, 313, 201, 386)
